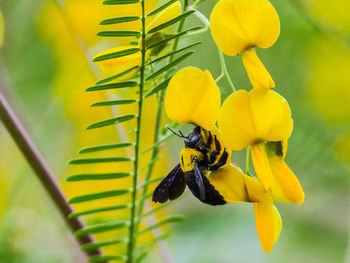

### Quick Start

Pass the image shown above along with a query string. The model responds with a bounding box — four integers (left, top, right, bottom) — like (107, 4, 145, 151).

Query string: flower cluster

(163, 0, 304, 253)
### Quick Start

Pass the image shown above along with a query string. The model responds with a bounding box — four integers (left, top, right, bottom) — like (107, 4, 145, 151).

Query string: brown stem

(0, 79, 102, 258)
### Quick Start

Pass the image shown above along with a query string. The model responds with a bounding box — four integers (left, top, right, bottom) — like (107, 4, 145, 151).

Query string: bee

(152, 126, 229, 206)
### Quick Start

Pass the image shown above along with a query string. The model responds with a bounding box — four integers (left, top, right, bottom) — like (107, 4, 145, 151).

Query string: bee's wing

(186, 161, 226, 206)
(194, 161, 205, 200)
(152, 163, 186, 203)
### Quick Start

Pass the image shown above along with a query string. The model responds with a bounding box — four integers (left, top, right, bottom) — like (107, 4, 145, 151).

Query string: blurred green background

(0, 0, 349, 262)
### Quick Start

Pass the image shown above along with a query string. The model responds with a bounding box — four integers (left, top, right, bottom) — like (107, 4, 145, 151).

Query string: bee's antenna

(178, 130, 186, 138)
(167, 127, 187, 138)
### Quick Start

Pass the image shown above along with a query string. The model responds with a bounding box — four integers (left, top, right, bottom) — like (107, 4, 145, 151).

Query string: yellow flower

(253, 202, 282, 253)
(208, 164, 281, 253)
(218, 88, 293, 150)
(165, 67, 282, 252)
(62, 0, 157, 46)
(210, 0, 280, 89)
(218, 88, 304, 204)
(94, 1, 181, 79)
(241, 49, 275, 89)
(208, 164, 272, 203)
(265, 141, 305, 204)
(165, 67, 221, 131)
(146, 1, 181, 33)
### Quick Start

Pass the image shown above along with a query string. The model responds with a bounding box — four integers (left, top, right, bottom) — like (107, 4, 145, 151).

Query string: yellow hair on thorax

(179, 148, 203, 172)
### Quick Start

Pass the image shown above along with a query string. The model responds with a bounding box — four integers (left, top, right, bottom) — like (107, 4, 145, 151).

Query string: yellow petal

(249, 88, 293, 141)
(269, 157, 305, 205)
(210, 0, 280, 56)
(93, 46, 141, 79)
(0, 9, 3, 47)
(282, 139, 288, 159)
(251, 143, 273, 191)
(254, 203, 282, 253)
(165, 67, 221, 130)
(241, 49, 275, 89)
(218, 90, 257, 150)
(208, 164, 272, 203)
(219, 89, 293, 150)
(146, 1, 181, 33)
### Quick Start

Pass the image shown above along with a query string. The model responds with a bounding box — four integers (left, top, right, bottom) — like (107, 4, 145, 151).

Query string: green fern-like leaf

(95, 66, 139, 85)
(93, 48, 140, 62)
(97, 30, 141, 37)
(103, 0, 140, 5)
(68, 0, 198, 261)
(81, 238, 128, 252)
(100, 16, 140, 25)
(69, 204, 130, 218)
(69, 189, 131, 204)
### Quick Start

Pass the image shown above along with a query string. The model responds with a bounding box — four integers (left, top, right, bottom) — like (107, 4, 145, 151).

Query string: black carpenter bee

(152, 126, 229, 206)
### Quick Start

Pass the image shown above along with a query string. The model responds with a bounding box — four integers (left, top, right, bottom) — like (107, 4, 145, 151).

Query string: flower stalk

(0, 82, 102, 259)
(246, 146, 251, 176)
(216, 47, 236, 92)
(126, 0, 146, 262)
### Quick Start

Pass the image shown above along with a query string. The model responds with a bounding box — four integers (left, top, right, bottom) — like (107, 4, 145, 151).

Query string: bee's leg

(206, 131, 213, 147)
(198, 131, 212, 153)
(208, 149, 228, 171)
(209, 135, 221, 164)
(201, 152, 209, 165)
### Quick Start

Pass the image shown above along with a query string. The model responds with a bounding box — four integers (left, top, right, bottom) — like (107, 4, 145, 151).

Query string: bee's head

(167, 126, 204, 148)
(184, 126, 202, 148)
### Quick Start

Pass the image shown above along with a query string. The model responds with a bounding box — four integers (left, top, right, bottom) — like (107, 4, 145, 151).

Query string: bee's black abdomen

(185, 171, 226, 206)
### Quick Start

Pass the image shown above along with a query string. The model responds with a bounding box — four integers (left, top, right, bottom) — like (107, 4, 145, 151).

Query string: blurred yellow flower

(305, 0, 350, 35)
(210, 0, 279, 89)
(305, 1, 350, 175)
(307, 37, 350, 125)
(165, 67, 221, 131)
(94, 46, 141, 80)
(94, 1, 181, 79)
(62, 0, 156, 46)
(146, 1, 181, 33)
